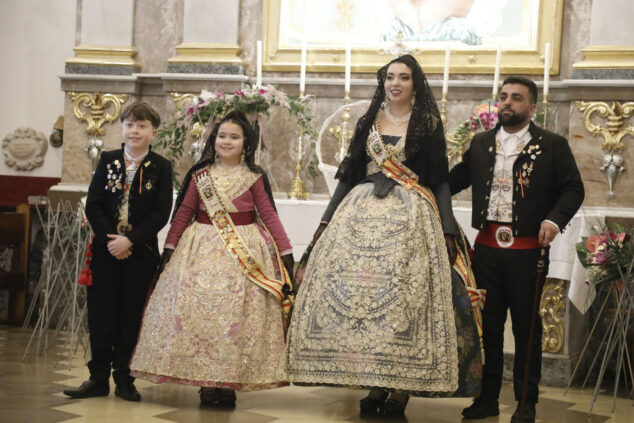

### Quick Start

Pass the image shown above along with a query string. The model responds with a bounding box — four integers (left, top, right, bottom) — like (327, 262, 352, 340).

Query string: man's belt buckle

(495, 225, 514, 248)
(117, 222, 132, 235)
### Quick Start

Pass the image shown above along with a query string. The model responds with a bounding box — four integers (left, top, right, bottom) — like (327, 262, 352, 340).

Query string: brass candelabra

(287, 91, 311, 200)
(329, 92, 354, 163)
(439, 93, 474, 163)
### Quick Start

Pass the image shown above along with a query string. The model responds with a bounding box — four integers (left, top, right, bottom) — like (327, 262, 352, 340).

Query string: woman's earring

(382, 98, 391, 111)
(240, 151, 245, 164)
(411, 92, 416, 106)
(214, 151, 219, 161)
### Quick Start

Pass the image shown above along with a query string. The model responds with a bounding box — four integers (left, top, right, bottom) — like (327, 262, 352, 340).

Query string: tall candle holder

(287, 91, 311, 200)
(439, 92, 475, 163)
(542, 93, 549, 130)
(329, 92, 354, 163)
(439, 93, 449, 127)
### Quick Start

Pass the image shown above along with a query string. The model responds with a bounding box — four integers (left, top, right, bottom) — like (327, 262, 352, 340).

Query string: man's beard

(499, 108, 529, 127)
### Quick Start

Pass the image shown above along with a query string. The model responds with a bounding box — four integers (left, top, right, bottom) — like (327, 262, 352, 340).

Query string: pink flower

(235, 91, 246, 97)
(614, 232, 630, 243)
(258, 88, 267, 94)
(589, 250, 608, 265)
(586, 235, 605, 253)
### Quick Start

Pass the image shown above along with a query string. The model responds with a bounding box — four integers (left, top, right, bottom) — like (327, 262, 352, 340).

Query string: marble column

(167, 0, 243, 74)
(65, 0, 140, 75)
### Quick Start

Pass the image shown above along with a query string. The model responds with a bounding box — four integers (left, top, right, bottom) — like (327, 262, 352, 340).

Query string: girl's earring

(214, 151, 219, 161)
(240, 151, 245, 164)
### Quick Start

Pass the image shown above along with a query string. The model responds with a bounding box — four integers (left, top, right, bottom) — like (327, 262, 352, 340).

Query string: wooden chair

(0, 204, 30, 323)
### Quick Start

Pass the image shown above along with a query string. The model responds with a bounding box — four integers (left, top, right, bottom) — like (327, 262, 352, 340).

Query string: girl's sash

(367, 124, 486, 342)
(193, 167, 295, 318)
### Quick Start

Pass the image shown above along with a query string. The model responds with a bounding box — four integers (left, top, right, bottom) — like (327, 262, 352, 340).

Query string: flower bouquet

(572, 222, 634, 415)
(446, 101, 498, 163)
(576, 223, 634, 286)
(156, 84, 317, 186)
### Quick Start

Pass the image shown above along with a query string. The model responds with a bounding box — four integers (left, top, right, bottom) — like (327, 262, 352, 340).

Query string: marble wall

(53, 0, 634, 209)
(0, 0, 75, 178)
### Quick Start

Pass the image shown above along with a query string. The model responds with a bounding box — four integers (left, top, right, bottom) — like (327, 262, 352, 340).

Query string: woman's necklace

(213, 162, 240, 191)
(383, 106, 411, 126)
(375, 116, 406, 159)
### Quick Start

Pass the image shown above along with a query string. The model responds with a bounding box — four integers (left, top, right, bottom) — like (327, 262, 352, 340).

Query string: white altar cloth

(273, 198, 632, 314)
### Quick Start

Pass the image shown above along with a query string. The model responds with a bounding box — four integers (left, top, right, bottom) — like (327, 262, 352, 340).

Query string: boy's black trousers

(86, 243, 159, 386)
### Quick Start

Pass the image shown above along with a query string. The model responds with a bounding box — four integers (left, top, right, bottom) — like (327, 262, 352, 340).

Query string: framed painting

(263, 0, 563, 74)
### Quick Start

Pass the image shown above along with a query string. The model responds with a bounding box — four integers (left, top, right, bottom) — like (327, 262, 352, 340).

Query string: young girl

(130, 110, 294, 405)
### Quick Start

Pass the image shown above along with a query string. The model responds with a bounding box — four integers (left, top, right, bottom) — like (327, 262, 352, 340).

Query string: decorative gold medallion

(145, 181, 152, 190)
(116, 222, 132, 235)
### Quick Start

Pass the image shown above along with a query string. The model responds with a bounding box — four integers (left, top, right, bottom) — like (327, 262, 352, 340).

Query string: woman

(130, 110, 295, 406)
(286, 55, 482, 416)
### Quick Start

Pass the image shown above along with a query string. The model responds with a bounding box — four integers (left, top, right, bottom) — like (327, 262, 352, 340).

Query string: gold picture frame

(262, 0, 563, 75)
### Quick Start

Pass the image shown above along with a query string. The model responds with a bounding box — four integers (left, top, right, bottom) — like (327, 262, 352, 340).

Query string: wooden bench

(0, 204, 30, 323)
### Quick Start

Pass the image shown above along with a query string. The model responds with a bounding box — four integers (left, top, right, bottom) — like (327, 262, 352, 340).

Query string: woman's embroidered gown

(286, 135, 482, 396)
(130, 164, 292, 391)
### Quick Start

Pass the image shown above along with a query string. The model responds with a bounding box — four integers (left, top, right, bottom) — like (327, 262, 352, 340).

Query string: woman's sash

(193, 167, 295, 318)
(367, 124, 486, 341)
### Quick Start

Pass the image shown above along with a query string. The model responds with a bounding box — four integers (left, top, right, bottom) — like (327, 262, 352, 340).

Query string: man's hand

(538, 221, 559, 247)
(107, 234, 133, 258)
(114, 249, 133, 260)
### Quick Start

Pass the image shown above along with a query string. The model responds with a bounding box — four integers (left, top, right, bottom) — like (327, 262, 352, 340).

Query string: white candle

(543, 43, 551, 96)
(299, 40, 307, 94)
(442, 45, 451, 95)
(492, 45, 502, 97)
(344, 39, 351, 94)
(256, 40, 262, 88)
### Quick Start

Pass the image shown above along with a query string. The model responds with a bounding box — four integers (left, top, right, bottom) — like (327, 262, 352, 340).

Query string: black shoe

(199, 387, 220, 405)
(381, 394, 409, 417)
(218, 388, 236, 407)
(462, 397, 500, 419)
(63, 380, 109, 398)
(510, 401, 536, 423)
(115, 383, 141, 402)
(359, 389, 388, 415)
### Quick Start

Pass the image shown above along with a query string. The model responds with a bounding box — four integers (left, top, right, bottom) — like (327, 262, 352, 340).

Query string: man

(450, 76, 584, 422)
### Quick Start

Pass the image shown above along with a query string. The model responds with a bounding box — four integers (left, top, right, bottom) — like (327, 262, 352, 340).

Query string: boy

(64, 101, 173, 402)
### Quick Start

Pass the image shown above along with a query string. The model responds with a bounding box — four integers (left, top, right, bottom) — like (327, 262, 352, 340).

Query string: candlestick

(256, 40, 262, 88)
(543, 42, 551, 97)
(344, 40, 351, 94)
(442, 45, 451, 95)
(300, 40, 307, 94)
(492, 45, 502, 98)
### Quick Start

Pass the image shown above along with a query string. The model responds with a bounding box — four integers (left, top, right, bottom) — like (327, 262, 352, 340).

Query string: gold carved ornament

(169, 92, 206, 161)
(539, 278, 566, 354)
(576, 101, 634, 152)
(575, 101, 633, 199)
(69, 92, 129, 136)
(169, 92, 197, 111)
(169, 92, 206, 138)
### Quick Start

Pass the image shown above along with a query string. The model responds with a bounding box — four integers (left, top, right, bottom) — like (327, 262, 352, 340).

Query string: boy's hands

(107, 234, 133, 260)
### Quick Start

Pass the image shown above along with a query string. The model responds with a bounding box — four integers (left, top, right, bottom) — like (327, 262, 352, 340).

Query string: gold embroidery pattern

(130, 222, 288, 390)
(287, 184, 458, 392)
(209, 163, 259, 212)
